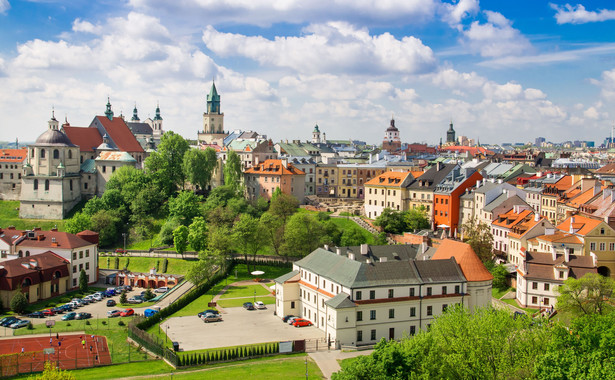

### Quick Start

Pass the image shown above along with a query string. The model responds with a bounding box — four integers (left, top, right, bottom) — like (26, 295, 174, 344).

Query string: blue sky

(1, 0, 614, 146)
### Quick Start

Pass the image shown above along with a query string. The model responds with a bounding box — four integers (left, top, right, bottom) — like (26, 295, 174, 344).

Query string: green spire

(154, 102, 162, 120)
(105, 97, 114, 120)
(313, 124, 320, 133)
(131, 103, 140, 121)
(207, 81, 221, 114)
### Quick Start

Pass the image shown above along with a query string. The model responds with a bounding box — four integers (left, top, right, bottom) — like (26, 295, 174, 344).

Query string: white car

(154, 287, 168, 293)
(92, 293, 103, 301)
(254, 301, 266, 309)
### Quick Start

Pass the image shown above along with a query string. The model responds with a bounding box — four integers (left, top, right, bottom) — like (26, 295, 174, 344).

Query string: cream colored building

(363, 171, 415, 219)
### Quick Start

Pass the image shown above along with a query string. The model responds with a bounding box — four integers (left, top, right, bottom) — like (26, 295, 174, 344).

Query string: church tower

(152, 102, 164, 139)
(382, 117, 401, 153)
(312, 124, 321, 144)
(446, 121, 456, 144)
(198, 81, 228, 145)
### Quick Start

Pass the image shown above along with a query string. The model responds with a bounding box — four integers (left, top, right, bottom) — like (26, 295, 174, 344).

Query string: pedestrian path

(308, 349, 374, 379)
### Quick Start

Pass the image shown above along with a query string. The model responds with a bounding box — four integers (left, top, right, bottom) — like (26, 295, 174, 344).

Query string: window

(79, 264, 83, 271)
(389, 309, 395, 319)
(291, 301, 295, 308)
(371, 329, 376, 340)
(544, 298, 550, 305)
(45, 179, 49, 191)
(455, 285, 460, 294)
(610, 243, 615, 251)
(370, 290, 375, 300)
(410, 326, 416, 335)
(356, 311, 363, 321)
(53, 149, 59, 159)
(41, 149, 45, 158)
(357, 331, 363, 342)
(72, 252, 77, 260)
(600, 242, 606, 251)
(410, 307, 416, 317)
(442, 304, 448, 312)
(559, 271, 564, 279)
(442, 286, 447, 295)
(544, 284, 550, 291)
(409, 288, 415, 297)
(86, 250, 89, 257)
(85, 263, 89, 270)
(370, 310, 376, 320)
(590, 242, 596, 250)
(356, 291, 362, 300)
(69, 180, 73, 191)
(426, 306, 432, 316)
(426, 287, 432, 296)
(532, 296, 538, 304)
(388, 289, 394, 298)
(72, 266, 77, 273)
(102, 165, 106, 173)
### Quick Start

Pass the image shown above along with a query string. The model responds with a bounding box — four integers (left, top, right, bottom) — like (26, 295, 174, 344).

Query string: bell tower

(198, 81, 227, 145)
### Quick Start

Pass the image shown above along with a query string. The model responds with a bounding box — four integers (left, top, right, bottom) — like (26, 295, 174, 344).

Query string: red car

(292, 318, 313, 327)
(42, 309, 55, 316)
(120, 308, 134, 317)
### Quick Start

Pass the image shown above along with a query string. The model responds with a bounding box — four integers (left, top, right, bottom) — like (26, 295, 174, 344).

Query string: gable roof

(62, 126, 103, 152)
(244, 159, 305, 176)
(0, 148, 27, 163)
(407, 163, 457, 190)
(94, 116, 144, 153)
(126, 122, 153, 135)
(557, 214, 605, 236)
(365, 171, 414, 187)
(431, 239, 493, 282)
(0, 228, 94, 249)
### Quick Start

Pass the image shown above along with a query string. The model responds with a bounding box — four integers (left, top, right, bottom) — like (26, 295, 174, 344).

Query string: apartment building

(243, 159, 306, 203)
(407, 163, 456, 222)
(363, 171, 416, 218)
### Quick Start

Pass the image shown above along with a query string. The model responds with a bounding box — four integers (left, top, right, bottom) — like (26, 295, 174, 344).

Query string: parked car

(243, 302, 255, 310)
(62, 312, 77, 321)
(11, 319, 30, 329)
(59, 304, 73, 312)
(75, 312, 92, 320)
(27, 311, 45, 319)
(287, 317, 298, 325)
(107, 310, 121, 318)
(79, 298, 90, 305)
(120, 308, 134, 317)
(105, 288, 116, 297)
(254, 301, 266, 309)
(128, 297, 143, 304)
(0, 316, 19, 327)
(42, 309, 55, 316)
(282, 315, 295, 323)
(106, 299, 117, 307)
(201, 313, 223, 323)
(144, 308, 159, 317)
(92, 293, 103, 302)
(154, 287, 168, 293)
(197, 309, 219, 318)
(51, 306, 64, 314)
(115, 248, 126, 253)
(292, 318, 313, 328)
(68, 301, 81, 309)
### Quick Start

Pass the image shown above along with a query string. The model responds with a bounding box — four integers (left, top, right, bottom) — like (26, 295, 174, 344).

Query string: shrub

(10, 291, 28, 314)
(118, 320, 125, 326)
(102, 320, 107, 325)
(155, 260, 160, 272)
(162, 258, 168, 273)
(27, 322, 33, 330)
(120, 291, 128, 305)
(114, 257, 119, 270)
(66, 322, 71, 326)
(125, 257, 130, 270)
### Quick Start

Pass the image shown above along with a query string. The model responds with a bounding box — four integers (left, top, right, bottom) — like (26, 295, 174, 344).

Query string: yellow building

(364, 171, 416, 219)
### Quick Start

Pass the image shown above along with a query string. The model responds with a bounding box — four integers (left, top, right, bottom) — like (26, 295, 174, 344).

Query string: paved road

(309, 349, 374, 379)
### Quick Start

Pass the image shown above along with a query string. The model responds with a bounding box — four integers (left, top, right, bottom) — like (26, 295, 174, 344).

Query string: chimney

(590, 252, 597, 267)
(348, 253, 355, 261)
(379, 257, 387, 263)
(436, 162, 442, 171)
(498, 179, 502, 184)
(336, 247, 341, 255)
(476, 180, 481, 188)
(324, 244, 329, 251)
(534, 213, 540, 222)
(551, 246, 557, 261)
(569, 217, 575, 234)
(564, 248, 570, 263)
(360, 244, 369, 256)
(366, 258, 372, 264)
(421, 242, 428, 254)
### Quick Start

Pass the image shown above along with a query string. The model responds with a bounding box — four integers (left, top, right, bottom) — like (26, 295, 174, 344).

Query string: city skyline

(0, 1, 614, 145)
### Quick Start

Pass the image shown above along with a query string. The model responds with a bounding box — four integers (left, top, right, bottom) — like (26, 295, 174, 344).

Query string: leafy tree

(82, 196, 106, 216)
(259, 212, 285, 257)
(105, 165, 151, 203)
(373, 208, 407, 234)
(30, 361, 76, 380)
(404, 206, 430, 231)
(143, 288, 155, 300)
(64, 212, 92, 234)
(183, 147, 218, 191)
(10, 290, 28, 314)
(130, 185, 166, 219)
(119, 291, 127, 305)
(232, 214, 266, 272)
(158, 218, 181, 246)
(268, 193, 299, 224)
(90, 209, 121, 247)
(461, 216, 494, 263)
(207, 225, 233, 258)
(187, 249, 226, 285)
(340, 227, 367, 246)
(203, 185, 238, 211)
(556, 273, 615, 316)
(375, 232, 388, 245)
(145, 131, 190, 197)
(168, 190, 202, 225)
(282, 213, 326, 258)
(188, 216, 208, 252)
(173, 225, 189, 258)
(322, 220, 342, 246)
(491, 264, 509, 290)
(79, 269, 88, 292)
(206, 205, 236, 228)
(223, 150, 242, 193)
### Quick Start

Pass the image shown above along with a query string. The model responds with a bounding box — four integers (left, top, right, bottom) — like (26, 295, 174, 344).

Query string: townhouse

(363, 171, 416, 218)
(407, 163, 457, 223)
(244, 159, 306, 203)
(433, 167, 483, 235)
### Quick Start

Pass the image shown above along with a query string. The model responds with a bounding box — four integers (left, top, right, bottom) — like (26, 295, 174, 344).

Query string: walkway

(308, 349, 374, 379)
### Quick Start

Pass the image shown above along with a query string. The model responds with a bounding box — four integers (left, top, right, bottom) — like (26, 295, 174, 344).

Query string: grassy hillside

(0, 200, 67, 231)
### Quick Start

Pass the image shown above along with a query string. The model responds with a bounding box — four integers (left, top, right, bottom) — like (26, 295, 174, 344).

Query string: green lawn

(217, 296, 275, 308)
(98, 255, 195, 276)
(328, 217, 376, 244)
(492, 287, 513, 299)
(219, 284, 272, 299)
(0, 200, 67, 231)
(501, 298, 537, 314)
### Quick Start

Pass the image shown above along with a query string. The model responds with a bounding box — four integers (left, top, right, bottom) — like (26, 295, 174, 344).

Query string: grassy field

(0, 200, 67, 231)
(219, 284, 272, 299)
(328, 217, 376, 244)
(492, 287, 513, 299)
(217, 296, 275, 308)
(501, 298, 537, 314)
(99, 255, 196, 276)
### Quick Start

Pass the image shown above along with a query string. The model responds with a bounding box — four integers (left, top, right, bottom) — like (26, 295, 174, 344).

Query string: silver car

(201, 313, 222, 323)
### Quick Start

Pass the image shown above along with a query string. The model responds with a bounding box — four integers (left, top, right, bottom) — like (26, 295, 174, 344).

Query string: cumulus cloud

(551, 3, 615, 24)
(72, 19, 103, 34)
(430, 68, 486, 92)
(202, 22, 437, 75)
(592, 68, 615, 100)
(440, 0, 479, 28)
(461, 11, 532, 58)
(0, 0, 9, 15)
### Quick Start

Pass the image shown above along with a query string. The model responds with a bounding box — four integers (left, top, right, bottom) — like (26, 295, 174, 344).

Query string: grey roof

(34, 129, 76, 147)
(414, 259, 466, 283)
(482, 193, 509, 212)
(274, 270, 299, 284)
(461, 191, 473, 200)
(126, 122, 153, 135)
(407, 163, 457, 190)
(325, 293, 355, 309)
(474, 181, 500, 194)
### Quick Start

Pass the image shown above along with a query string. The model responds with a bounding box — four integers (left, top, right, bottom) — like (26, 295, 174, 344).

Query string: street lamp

(253, 289, 256, 304)
(122, 233, 127, 253)
(165, 324, 169, 344)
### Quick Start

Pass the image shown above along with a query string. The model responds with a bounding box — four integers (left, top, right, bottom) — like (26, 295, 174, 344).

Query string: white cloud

(482, 81, 523, 101)
(479, 43, 615, 67)
(202, 22, 437, 75)
(440, 0, 479, 28)
(72, 19, 103, 34)
(430, 68, 486, 92)
(551, 3, 615, 24)
(0, 0, 9, 15)
(593, 68, 615, 100)
(461, 10, 532, 58)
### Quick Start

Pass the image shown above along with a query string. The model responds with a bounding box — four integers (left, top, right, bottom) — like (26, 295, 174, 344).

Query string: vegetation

(461, 216, 494, 264)
(28, 361, 76, 380)
(556, 273, 615, 316)
(78, 269, 88, 293)
(0, 200, 66, 231)
(10, 290, 28, 314)
(373, 207, 429, 234)
(491, 264, 508, 290)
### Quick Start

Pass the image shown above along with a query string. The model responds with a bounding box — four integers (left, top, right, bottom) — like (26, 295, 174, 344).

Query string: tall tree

(79, 269, 88, 292)
(461, 216, 494, 263)
(269, 193, 299, 224)
(64, 212, 92, 234)
(282, 213, 326, 258)
(259, 212, 285, 257)
(183, 147, 218, 191)
(556, 273, 615, 316)
(173, 225, 189, 258)
(223, 150, 242, 193)
(145, 131, 190, 197)
(188, 216, 208, 252)
(404, 206, 430, 231)
(232, 214, 266, 272)
(373, 208, 407, 234)
(10, 290, 28, 314)
(90, 209, 121, 247)
(168, 190, 203, 225)
(340, 227, 367, 246)
(186, 249, 226, 285)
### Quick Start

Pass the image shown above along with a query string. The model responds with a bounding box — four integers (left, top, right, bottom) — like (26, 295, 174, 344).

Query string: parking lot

(162, 307, 324, 351)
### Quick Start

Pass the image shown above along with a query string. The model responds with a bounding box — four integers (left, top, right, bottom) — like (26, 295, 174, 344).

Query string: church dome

(34, 129, 75, 146)
(386, 118, 399, 132)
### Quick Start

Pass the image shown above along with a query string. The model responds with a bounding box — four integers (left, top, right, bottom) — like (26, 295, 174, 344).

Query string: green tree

(64, 212, 92, 234)
(82, 196, 106, 216)
(29, 361, 76, 380)
(203, 185, 238, 211)
(119, 291, 127, 305)
(10, 290, 28, 314)
(268, 193, 299, 224)
(143, 288, 155, 300)
(340, 227, 367, 246)
(223, 150, 242, 193)
(282, 213, 326, 258)
(90, 209, 121, 247)
(556, 273, 615, 316)
(145, 131, 190, 197)
(233, 214, 266, 272)
(188, 216, 208, 252)
(491, 264, 509, 290)
(259, 212, 285, 257)
(207, 225, 233, 257)
(187, 249, 226, 285)
(105, 165, 151, 203)
(375, 232, 388, 245)
(168, 190, 202, 225)
(130, 185, 166, 219)
(114, 257, 119, 269)
(79, 269, 88, 293)
(404, 206, 430, 231)
(461, 216, 494, 263)
(183, 147, 218, 191)
(158, 218, 181, 246)
(373, 208, 407, 234)
(173, 225, 189, 258)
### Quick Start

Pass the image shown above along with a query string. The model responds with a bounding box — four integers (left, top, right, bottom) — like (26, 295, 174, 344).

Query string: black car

(242, 302, 255, 310)
(75, 312, 92, 320)
(197, 309, 219, 318)
(282, 315, 295, 323)
(51, 306, 65, 314)
(0, 316, 19, 327)
(27, 311, 45, 319)
(106, 299, 116, 307)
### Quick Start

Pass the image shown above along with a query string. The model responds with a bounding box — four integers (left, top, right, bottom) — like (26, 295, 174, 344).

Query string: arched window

(22, 278, 32, 287)
(68, 150, 72, 159)
(53, 271, 61, 279)
(18, 250, 23, 257)
(53, 149, 59, 159)
(31, 148, 35, 156)
(41, 149, 45, 158)
(25, 251, 30, 257)
(45, 179, 49, 191)
(33, 179, 38, 190)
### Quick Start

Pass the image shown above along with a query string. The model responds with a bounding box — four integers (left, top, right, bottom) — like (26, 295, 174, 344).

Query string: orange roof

(553, 175, 573, 191)
(409, 170, 424, 179)
(531, 231, 582, 245)
(507, 215, 547, 239)
(95, 116, 144, 153)
(0, 148, 27, 163)
(63, 126, 103, 152)
(432, 239, 493, 282)
(365, 171, 412, 187)
(492, 208, 533, 229)
(244, 159, 305, 175)
(0, 227, 95, 249)
(557, 214, 604, 236)
(566, 187, 600, 209)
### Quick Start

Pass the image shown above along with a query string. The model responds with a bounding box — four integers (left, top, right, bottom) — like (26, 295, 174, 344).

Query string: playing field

(0, 333, 111, 377)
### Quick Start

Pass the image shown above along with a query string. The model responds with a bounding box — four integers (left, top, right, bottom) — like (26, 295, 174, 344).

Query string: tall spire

(154, 102, 162, 120)
(207, 81, 221, 114)
(48, 107, 59, 130)
(105, 97, 114, 120)
(132, 103, 140, 121)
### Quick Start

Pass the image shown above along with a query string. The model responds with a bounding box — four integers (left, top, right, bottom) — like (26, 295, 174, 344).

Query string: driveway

(162, 307, 324, 351)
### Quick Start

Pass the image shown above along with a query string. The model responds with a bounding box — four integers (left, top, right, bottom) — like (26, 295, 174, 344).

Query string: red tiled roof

(63, 126, 103, 152)
(0, 227, 95, 249)
(365, 171, 413, 187)
(95, 116, 144, 153)
(439, 146, 494, 155)
(557, 215, 604, 236)
(244, 159, 305, 175)
(0, 148, 27, 163)
(432, 239, 494, 282)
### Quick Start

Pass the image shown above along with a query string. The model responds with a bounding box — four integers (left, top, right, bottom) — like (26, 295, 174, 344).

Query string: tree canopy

(183, 147, 218, 191)
(145, 131, 190, 197)
(223, 150, 242, 193)
(556, 273, 615, 316)
(373, 208, 429, 235)
(461, 216, 494, 263)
